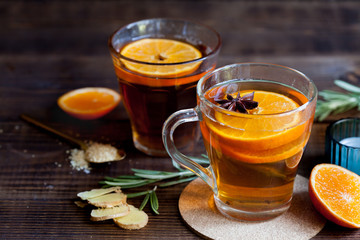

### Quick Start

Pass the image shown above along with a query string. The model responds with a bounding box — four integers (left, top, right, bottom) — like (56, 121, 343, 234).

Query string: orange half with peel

(309, 164, 360, 228)
(202, 90, 308, 163)
(119, 38, 202, 78)
(58, 87, 121, 120)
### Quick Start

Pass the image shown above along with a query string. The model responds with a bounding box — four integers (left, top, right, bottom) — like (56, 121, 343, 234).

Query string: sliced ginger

(113, 205, 148, 230)
(91, 204, 130, 221)
(76, 188, 149, 230)
(77, 187, 122, 200)
(87, 192, 127, 208)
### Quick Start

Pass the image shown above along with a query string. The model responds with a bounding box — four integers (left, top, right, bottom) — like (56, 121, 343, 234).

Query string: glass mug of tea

(163, 63, 317, 221)
(108, 18, 221, 156)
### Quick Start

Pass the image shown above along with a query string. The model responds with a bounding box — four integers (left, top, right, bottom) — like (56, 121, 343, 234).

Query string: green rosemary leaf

(152, 206, 160, 215)
(319, 90, 353, 100)
(150, 190, 159, 215)
(133, 173, 175, 179)
(102, 179, 158, 188)
(134, 171, 193, 180)
(139, 193, 150, 211)
(189, 156, 210, 165)
(171, 155, 209, 171)
(132, 168, 185, 176)
(126, 190, 150, 198)
(335, 80, 360, 94)
(104, 176, 141, 183)
(316, 97, 358, 121)
(151, 192, 159, 211)
(333, 101, 358, 114)
(159, 176, 197, 187)
(131, 168, 166, 175)
(115, 175, 143, 179)
(105, 179, 149, 186)
(315, 80, 360, 121)
(101, 180, 130, 187)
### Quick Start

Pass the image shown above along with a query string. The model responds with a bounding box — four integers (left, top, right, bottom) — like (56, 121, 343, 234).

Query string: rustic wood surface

(1, 0, 360, 239)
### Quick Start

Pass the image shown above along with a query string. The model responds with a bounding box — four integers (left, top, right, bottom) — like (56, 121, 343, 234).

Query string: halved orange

(309, 164, 360, 228)
(119, 38, 202, 78)
(58, 87, 121, 120)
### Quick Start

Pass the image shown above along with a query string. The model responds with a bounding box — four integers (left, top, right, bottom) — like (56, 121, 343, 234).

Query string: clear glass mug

(162, 63, 317, 221)
(108, 18, 221, 156)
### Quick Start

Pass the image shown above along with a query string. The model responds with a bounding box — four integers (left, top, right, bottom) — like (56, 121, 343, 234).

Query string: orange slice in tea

(120, 38, 202, 78)
(204, 90, 307, 163)
(309, 164, 360, 228)
(58, 87, 121, 120)
(285, 149, 303, 169)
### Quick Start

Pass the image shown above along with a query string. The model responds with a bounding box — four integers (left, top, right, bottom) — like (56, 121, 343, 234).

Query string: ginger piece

(90, 204, 130, 221)
(113, 205, 148, 230)
(87, 192, 127, 208)
(77, 187, 121, 200)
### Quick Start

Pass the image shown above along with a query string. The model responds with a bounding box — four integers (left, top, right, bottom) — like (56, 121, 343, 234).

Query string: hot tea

(201, 80, 314, 217)
(162, 63, 317, 221)
(109, 19, 221, 156)
(112, 38, 214, 155)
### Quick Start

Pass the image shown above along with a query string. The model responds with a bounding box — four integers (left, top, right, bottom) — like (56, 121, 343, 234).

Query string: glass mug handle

(162, 108, 215, 190)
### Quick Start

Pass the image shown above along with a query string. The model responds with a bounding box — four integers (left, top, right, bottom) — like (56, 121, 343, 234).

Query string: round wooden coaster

(179, 175, 326, 240)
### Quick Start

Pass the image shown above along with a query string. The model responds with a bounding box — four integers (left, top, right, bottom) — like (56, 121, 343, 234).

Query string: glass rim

(108, 18, 222, 66)
(326, 117, 360, 149)
(197, 62, 318, 118)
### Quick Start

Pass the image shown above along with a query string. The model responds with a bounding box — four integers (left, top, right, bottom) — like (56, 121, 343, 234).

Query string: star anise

(214, 92, 258, 113)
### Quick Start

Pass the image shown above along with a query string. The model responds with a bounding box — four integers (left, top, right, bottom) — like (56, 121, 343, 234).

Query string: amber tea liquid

(200, 80, 314, 220)
(113, 39, 214, 156)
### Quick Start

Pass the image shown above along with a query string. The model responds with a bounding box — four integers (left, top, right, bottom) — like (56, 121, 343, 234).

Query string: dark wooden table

(2, 1, 360, 239)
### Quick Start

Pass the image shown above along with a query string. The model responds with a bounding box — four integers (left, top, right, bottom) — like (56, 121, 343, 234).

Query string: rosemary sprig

(99, 155, 209, 215)
(150, 190, 159, 214)
(99, 178, 159, 189)
(159, 176, 197, 187)
(315, 80, 360, 121)
(132, 168, 195, 180)
(138, 192, 150, 210)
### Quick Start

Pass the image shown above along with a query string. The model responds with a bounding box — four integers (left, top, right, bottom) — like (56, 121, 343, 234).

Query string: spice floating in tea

(214, 91, 258, 113)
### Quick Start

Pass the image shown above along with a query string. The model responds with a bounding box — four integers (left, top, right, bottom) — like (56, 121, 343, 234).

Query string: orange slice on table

(203, 90, 308, 163)
(309, 164, 360, 228)
(119, 38, 202, 78)
(58, 87, 121, 120)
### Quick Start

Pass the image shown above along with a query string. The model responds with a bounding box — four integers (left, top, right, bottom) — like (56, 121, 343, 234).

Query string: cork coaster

(179, 175, 326, 240)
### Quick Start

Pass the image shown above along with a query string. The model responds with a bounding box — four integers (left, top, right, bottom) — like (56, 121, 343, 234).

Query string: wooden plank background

(1, 1, 360, 239)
